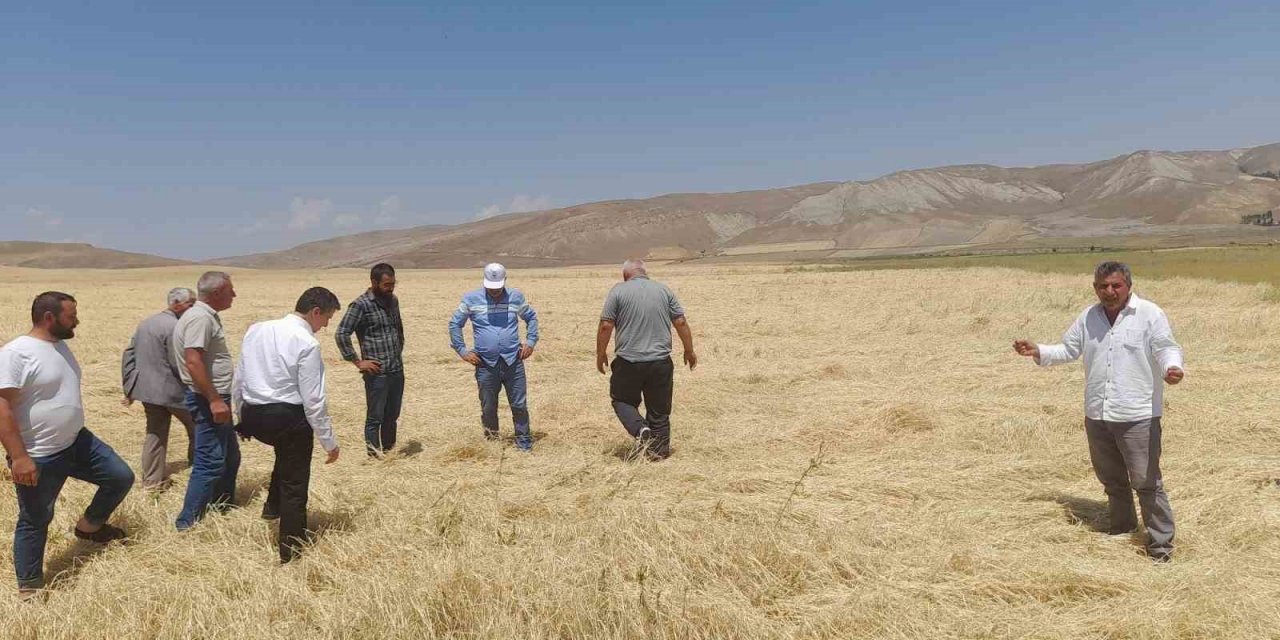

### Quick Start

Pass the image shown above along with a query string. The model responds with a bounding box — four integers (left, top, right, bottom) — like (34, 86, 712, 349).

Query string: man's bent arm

(0, 389, 30, 464)
(1150, 312, 1184, 373)
(184, 348, 222, 402)
(521, 301, 539, 348)
(448, 301, 471, 357)
(334, 304, 363, 363)
(1036, 314, 1084, 367)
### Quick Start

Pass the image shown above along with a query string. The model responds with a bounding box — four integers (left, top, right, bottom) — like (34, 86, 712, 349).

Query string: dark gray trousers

(1085, 417, 1175, 556)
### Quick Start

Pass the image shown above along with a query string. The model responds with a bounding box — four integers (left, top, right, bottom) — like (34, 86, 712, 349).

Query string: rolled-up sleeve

(298, 344, 338, 452)
(1037, 313, 1084, 367)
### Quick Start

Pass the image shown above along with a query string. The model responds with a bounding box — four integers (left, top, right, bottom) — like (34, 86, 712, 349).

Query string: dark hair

(1093, 261, 1133, 286)
(370, 263, 396, 283)
(31, 291, 76, 324)
(294, 287, 341, 314)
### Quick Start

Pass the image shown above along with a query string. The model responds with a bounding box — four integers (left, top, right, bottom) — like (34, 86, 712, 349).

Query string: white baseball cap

(483, 262, 507, 289)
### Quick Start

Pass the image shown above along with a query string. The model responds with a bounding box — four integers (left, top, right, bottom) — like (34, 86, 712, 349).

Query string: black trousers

(238, 403, 313, 562)
(609, 356, 674, 457)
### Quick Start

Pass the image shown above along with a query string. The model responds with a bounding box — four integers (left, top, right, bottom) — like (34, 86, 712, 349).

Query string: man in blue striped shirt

(449, 263, 540, 451)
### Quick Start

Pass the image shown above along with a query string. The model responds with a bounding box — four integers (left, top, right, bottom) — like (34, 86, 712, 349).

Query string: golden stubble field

(0, 262, 1278, 639)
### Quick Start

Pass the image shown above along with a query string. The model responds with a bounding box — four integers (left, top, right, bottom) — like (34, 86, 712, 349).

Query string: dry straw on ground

(0, 263, 1278, 639)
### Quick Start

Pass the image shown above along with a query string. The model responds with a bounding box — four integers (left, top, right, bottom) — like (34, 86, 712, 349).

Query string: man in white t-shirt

(0, 292, 136, 597)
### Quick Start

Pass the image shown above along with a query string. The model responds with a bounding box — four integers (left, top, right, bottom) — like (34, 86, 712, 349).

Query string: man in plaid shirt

(335, 263, 405, 457)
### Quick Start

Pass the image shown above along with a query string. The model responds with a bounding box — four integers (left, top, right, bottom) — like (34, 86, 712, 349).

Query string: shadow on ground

(235, 471, 273, 506)
(1032, 492, 1110, 532)
(45, 512, 145, 590)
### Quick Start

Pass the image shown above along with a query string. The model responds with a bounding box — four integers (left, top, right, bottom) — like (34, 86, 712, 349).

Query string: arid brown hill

(0, 241, 188, 269)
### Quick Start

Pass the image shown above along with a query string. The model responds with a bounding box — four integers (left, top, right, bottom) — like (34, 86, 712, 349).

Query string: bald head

(621, 259, 647, 281)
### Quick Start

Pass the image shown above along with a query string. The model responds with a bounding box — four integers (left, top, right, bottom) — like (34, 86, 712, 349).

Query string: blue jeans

(476, 358, 530, 444)
(364, 371, 404, 455)
(11, 428, 135, 589)
(176, 390, 240, 530)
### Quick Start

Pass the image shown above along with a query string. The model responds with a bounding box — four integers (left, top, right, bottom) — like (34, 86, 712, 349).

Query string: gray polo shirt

(601, 276, 685, 362)
(172, 301, 234, 395)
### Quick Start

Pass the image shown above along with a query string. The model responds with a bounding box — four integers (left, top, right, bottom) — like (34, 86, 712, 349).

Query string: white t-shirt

(0, 335, 85, 458)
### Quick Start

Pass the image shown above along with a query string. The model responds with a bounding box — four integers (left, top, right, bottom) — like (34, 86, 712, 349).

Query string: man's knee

(18, 502, 56, 529)
(110, 465, 136, 492)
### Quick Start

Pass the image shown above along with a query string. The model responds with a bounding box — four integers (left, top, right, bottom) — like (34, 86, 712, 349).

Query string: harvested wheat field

(1, 262, 1279, 639)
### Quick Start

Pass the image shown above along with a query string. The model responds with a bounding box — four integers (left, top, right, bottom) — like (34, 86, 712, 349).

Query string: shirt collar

(285, 313, 314, 334)
(194, 300, 217, 316)
(1123, 293, 1141, 314)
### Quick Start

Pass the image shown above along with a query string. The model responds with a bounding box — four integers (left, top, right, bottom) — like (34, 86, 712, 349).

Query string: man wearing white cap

(448, 263, 540, 451)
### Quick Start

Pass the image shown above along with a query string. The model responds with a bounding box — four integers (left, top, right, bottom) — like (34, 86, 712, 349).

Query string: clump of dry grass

(0, 261, 1278, 639)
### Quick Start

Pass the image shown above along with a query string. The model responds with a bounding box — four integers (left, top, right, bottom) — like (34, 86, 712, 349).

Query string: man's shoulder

(175, 305, 213, 328)
(348, 290, 375, 307)
(1132, 294, 1165, 314)
(142, 310, 177, 331)
(0, 336, 35, 359)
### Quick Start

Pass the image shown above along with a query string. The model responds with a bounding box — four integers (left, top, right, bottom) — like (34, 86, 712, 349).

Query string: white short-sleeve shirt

(0, 335, 85, 457)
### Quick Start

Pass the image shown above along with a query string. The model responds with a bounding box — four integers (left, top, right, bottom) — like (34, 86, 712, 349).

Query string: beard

(50, 322, 75, 340)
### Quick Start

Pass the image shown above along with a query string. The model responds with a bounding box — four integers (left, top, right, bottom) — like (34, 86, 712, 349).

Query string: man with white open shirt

(234, 287, 342, 564)
(1014, 261, 1184, 562)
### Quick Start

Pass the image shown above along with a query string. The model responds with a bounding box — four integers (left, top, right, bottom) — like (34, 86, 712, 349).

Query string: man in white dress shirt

(1014, 261, 1184, 561)
(234, 287, 342, 563)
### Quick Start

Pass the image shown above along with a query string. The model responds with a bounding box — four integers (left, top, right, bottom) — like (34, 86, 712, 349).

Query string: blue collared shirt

(449, 288, 539, 366)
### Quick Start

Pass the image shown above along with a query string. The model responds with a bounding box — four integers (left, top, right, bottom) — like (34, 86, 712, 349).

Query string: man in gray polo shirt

(173, 271, 240, 531)
(596, 259, 696, 460)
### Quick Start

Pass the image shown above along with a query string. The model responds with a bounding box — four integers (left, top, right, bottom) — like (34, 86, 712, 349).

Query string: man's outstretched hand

(1012, 340, 1040, 360)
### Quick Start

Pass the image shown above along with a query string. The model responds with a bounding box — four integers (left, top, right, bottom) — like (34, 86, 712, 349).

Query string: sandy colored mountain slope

(0, 241, 187, 269)
(212, 226, 450, 269)
(214, 184, 841, 269)
(733, 145, 1280, 251)
(207, 142, 1280, 269)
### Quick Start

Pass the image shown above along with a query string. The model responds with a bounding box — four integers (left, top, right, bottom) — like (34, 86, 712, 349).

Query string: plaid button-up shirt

(335, 290, 405, 374)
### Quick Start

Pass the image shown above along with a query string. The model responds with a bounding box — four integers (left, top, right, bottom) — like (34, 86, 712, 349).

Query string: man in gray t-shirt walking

(596, 259, 696, 460)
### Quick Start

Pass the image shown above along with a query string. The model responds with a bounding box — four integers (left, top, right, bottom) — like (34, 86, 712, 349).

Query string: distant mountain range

(215, 142, 1280, 268)
(5, 143, 1279, 269)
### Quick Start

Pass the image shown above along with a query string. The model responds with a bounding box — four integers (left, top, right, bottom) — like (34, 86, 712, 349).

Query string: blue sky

(3, 1, 1278, 259)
